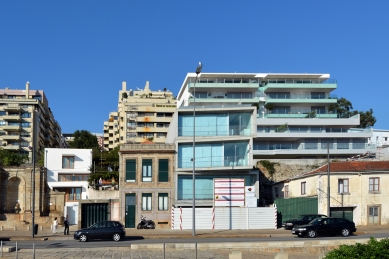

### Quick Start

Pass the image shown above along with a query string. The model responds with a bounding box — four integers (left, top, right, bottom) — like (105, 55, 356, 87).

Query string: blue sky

(1, 1, 389, 133)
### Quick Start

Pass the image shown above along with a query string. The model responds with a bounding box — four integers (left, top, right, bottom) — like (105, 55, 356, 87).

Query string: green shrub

(324, 237, 389, 259)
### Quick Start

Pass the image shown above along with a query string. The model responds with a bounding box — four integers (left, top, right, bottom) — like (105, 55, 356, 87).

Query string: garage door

(330, 207, 353, 222)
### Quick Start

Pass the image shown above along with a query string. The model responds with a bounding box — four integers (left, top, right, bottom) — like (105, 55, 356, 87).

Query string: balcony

(177, 155, 249, 170)
(178, 125, 252, 137)
(188, 78, 260, 91)
(1, 134, 20, 140)
(261, 79, 337, 91)
(1, 125, 20, 131)
(3, 144, 19, 150)
(3, 104, 21, 111)
(256, 127, 372, 138)
(2, 115, 21, 121)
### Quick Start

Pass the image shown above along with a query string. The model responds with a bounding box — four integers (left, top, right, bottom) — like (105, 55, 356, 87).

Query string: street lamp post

(192, 62, 202, 236)
(29, 120, 36, 238)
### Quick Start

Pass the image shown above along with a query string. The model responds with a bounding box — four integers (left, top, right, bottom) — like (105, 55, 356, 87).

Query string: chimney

(122, 81, 126, 91)
(26, 81, 30, 99)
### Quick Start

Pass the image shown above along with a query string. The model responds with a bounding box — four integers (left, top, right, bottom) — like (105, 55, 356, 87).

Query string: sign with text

(214, 179, 245, 207)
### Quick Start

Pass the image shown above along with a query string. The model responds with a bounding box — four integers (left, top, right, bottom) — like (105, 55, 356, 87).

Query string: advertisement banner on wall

(214, 178, 245, 207)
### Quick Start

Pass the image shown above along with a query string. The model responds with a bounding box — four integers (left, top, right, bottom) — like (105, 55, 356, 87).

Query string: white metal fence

(171, 207, 277, 230)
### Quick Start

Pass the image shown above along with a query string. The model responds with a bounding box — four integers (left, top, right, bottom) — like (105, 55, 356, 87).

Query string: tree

(69, 130, 99, 149)
(122, 92, 128, 99)
(0, 149, 28, 166)
(351, 108, 377, 128)
(328, 97, 376, 128)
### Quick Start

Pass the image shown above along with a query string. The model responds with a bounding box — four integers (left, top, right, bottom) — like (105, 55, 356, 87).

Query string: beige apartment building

(103, 81, 176, 150)
(0, 82, 64, 161)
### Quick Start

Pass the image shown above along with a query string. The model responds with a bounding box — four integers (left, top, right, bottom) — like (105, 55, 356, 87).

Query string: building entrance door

(368, 206, 380, 225)
(125, 193, 136, 228)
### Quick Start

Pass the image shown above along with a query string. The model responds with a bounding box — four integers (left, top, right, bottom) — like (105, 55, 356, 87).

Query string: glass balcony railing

(257, 127, 372, 134)
(253, 143, 375, 151)
(263, 79, 337, 84)
(178, 125, 252, 137)
(266, 93, 337, 99)
(178, 155, 248, 169)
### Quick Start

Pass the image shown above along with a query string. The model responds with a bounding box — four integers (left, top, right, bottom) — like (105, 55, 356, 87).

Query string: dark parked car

(74, 220, 125, 242)
(282, 214, 327, 230)
(291, 217, 357, 238)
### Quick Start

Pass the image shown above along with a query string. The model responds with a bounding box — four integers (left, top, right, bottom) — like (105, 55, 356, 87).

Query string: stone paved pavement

(0, 247, 323, 259)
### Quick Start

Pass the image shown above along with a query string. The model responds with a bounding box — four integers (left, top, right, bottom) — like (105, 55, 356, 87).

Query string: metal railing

(178, 125, 252, 137)
(253, 143, 376, 151)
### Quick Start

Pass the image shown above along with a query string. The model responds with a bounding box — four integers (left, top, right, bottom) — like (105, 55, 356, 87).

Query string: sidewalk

(0, 224, 387, 241)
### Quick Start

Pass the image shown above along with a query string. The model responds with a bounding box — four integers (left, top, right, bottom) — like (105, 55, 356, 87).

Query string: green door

(125, 193, 136, 228)
(81, 203, 108, 228)
(330, 207, 353, 222)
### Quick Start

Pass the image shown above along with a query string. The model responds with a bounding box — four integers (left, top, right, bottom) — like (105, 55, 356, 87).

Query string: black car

(282, 214, 327, 230)
(291, 217, 357, 238)
(74, 220, 125, 242)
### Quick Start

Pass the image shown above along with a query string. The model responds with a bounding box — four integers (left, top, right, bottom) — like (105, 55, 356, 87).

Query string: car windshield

(296, 215, 306, 220)
(309, 218, 322, 226)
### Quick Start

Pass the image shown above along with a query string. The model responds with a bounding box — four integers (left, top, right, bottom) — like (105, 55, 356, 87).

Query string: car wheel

(308, 230, 317, 238)
(137, 224, 141, 229)
(341, 228, 350, 237)
(113, 233, 121, 241)
(79, 234, 88, 242)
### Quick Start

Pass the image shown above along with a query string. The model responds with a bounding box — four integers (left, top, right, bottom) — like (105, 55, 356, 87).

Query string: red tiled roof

(307, 161, 389, 175)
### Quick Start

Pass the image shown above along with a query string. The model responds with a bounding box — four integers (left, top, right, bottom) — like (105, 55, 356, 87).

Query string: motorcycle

(137, 215, 156, 229)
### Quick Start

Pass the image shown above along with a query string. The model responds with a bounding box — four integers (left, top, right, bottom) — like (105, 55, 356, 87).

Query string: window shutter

(158, 159, 169, 182)
(126, 160, 136, 181)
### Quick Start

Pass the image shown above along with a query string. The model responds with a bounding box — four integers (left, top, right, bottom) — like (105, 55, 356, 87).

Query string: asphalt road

(4, 232, 388, 250)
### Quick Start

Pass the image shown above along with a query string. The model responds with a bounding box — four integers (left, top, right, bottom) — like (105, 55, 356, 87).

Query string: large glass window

(142, 159, 152, 182)
(158, 193, 168, 210)
(142, 193, 152, 210)
(178, 141, 248, 168)
(178, 112, 251, 137)
(62, 156, 74, 169)
(177, 175, 254, 200)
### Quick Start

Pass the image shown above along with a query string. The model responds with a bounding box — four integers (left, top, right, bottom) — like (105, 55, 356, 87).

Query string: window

(58, 174, 89, 182)
(158, 159, 169, 182)
(62, 156, 74, 169)
(54, 187, 81, 202)
(158, 193, 168, 210)
(274, 187, 278, 199)
(142, 193, 152, 210)
(125, 159, 136, 182)
(142, 159, 152, 182)
(0, 121, 5, 126)
(338, 179, 349, 193)
(284, 185, 289, 198)
(21, 122, 30, 127)
(301, 182, 306, 195)
(20, 141, 29, 147)
(369, 177, 380, 192)
(156, 133, 166, 138)
(0, 111, 6, 116)
(21, 112, 31, 118)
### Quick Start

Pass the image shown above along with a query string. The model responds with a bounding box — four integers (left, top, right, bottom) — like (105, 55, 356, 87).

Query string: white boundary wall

(172, 207, 277, 230)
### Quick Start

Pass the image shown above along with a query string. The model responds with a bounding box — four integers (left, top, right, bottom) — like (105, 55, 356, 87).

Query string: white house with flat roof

(45, 148, 92, 224)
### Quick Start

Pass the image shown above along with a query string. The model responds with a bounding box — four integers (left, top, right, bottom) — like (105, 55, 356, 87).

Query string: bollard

(1, 240, 3, 257)
(15, 241, 17, 259)
(195, 242, 197, 259)
(33, 243, 35, 259)
(163, 242, 165, 259)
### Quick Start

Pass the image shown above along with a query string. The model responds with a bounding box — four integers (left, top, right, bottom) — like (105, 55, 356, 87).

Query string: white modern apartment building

(177, 73, 374, 162)
(0, 82, 65, 162)
(103, 81, 176, 150)
(45, 148, 92, 224)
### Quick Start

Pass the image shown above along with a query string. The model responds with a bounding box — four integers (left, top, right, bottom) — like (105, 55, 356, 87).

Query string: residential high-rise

(103, 81, 176, 150)
(0, 82, 65, 161)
